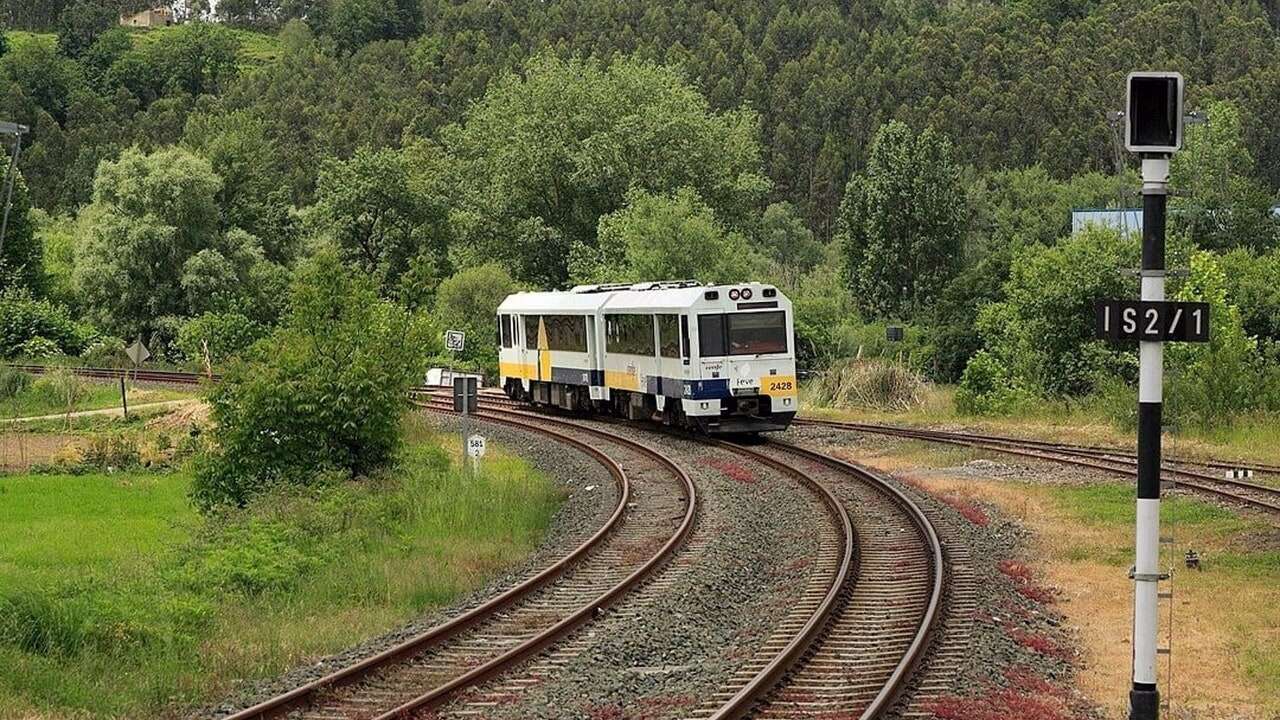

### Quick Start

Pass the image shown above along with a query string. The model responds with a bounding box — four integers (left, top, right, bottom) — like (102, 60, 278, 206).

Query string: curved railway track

(697, 439, 946, 720)
(798, 418, 1280, 514)
(456, 396, 947, 720)
(219, 400, 696, 720)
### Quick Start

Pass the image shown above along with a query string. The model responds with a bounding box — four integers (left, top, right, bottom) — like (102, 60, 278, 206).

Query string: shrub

(955, 351, 1032, 416)
(16, 336, 61, 358)
(79, 337, 129, 368)
(30, 368, 90, 421)
(810, 357, 927, 411)
(191, 253, 433, 511)
(176, 312, 266, 366)
(82, 434, 142, 471)
(0, 366, 32, 400)
(0, 290, 96, 358)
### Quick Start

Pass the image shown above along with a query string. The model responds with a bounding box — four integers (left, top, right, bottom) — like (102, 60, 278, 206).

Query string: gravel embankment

(438, 419, 833, 719)
(194, 410, 618, 720)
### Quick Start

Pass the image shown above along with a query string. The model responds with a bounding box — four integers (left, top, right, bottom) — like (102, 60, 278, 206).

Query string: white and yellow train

(496, 281, 797, 434)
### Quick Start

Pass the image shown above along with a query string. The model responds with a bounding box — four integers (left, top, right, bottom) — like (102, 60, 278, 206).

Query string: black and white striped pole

(1124, 70, 1185, 720)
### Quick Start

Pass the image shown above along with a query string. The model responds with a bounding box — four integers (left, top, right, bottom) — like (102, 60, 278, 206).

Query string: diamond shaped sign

(125, 338, 151, 366)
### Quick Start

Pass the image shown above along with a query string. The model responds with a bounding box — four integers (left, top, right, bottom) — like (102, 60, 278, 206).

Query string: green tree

(73, 147, 284, 335)
(105, 22, 240, 104)
(0, 158, 41, 293)
(445, 54, 768, 287)
(308, 146, 450, 294)
(754, 201, 824, 288)
(56, 0, 118, 58)
(191, 252, 434, 510)
(183, 108, 298, 261)
(975, 226, 1138, 398)
(432, 263, 520, 369)
(572, 187, 757, 286)
(1170, 100, 1279, 252)
(322, 0, 422, 51)
(835, 121, 965, 319)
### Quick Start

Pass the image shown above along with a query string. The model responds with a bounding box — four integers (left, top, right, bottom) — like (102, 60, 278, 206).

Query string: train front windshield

(698, 311, 788, 357)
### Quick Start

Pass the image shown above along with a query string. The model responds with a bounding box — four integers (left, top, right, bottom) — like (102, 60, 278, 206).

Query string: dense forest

(2, 0, 1280, 432)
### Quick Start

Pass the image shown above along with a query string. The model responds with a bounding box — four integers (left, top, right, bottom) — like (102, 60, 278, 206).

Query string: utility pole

(0, 121, 30, 259)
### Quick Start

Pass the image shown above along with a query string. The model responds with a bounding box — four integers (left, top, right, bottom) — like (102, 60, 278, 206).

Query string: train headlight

(728, 288, 740, 300)
(741, 288, 753, 299)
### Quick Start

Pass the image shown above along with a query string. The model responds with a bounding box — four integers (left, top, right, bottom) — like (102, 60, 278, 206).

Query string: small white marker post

(467, 433, 486, 474)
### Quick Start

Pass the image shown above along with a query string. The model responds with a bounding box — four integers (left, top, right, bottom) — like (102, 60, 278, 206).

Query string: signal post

(1096, 71, 1209, 720)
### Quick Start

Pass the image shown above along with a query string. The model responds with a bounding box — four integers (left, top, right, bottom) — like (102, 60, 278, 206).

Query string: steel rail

(703, 439, 856, 720)
(220, 403, 643, 720)
(799, 418, 1280, 514)
(364, 397, 698, 719)
(467, 397, 940, 720)
(763, 439, 945, 719)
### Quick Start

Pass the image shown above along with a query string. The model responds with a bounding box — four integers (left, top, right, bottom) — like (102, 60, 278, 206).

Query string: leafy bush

(176, 312, 266, 366)
(191, 253, 433, 511)
(16, 336, 61, 358)
(79, 337, 129, 368)
(974, 227, 1138, 398)
(0, 290, 96, 358)
(0, 366, 32, 400)
(1163, 251, 1280, 429)
(809, 357, 927, 411)
(955, 350, 1032, 416)
(82, 434, 142, 471)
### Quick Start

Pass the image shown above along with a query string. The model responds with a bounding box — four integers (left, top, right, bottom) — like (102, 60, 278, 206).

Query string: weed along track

(798, 419, 1280, 516)
(218, 400, 696, 720)
(688, 440, 946, 720)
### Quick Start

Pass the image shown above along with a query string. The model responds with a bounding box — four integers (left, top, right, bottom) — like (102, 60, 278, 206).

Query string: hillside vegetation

(0, 0, 1277, 434)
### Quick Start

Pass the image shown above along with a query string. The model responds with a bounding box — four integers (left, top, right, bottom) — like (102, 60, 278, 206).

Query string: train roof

(497, 281, 788, 314)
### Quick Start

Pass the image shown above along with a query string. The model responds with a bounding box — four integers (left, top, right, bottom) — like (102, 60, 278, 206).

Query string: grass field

(0, 415, 564, 718)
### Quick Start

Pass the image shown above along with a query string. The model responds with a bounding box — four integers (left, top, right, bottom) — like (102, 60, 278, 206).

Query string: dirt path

(3, 400, 193, 424)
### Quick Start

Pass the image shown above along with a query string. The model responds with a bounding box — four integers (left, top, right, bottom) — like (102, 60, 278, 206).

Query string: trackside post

(1124, 70, 1183, 720)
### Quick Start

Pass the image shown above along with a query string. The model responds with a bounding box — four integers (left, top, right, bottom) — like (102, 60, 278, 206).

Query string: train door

(656, 314, 681, 409)
(536, 316, 550, 382)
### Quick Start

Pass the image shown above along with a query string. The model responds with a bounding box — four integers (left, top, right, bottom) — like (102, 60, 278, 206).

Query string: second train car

(495, 280, 797, 434)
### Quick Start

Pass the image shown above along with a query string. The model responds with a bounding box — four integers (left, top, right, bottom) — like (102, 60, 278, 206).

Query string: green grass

(129, 25, 281, 66)
(1048, 482, 1247, 531)
(2, 31, 56, 52)
(0, 415, 564, 718)
(0, 380, 192, 422)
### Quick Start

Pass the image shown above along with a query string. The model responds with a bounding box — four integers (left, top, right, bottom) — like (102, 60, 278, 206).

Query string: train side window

(605, 314, 656, 355)
(545, 314, 588, 352)
(698, 314, 727, 357)
(658, 314, 680, 358)
(499, 315, 512, 348)
(680, 315, 690, 360)
(524, 315, 541, 348)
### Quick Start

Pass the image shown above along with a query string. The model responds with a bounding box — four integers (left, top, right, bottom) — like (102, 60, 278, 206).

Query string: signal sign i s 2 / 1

(1094, 299, 1210, 342)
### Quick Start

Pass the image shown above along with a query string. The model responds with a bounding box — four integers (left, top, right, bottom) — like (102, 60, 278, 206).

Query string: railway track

(455, 396, 947, 720)
(797, 418, 1280, 514)
(219, 399, 697, 720)
(694, 439, 946, 720)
